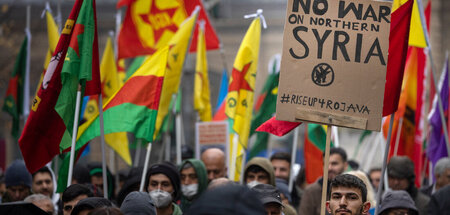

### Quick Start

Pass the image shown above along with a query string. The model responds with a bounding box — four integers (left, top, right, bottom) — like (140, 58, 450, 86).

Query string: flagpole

(56, 0, 62, 32)
(229, 134, 239, 181)
(332, 126, 339, 148)
(23, 5, 31, 118)
(375, 113, 395, 214)
(320, 125, 332, 215)
(67, 86, 83, 187)
(393, 117, 403, 156)
(417, 0, 450, 156)
(139, 142, 152, 192)
(174, 94, 182, 164)
(133, 139, 141, 167)
(98, 95, 108, 198)
(289, 126, 299, 192)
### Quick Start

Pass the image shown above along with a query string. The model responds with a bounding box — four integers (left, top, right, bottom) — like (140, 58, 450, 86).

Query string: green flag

(248, 72, 279, 158)
(3, 35, 28, 139)
(56, 0, 100, 151)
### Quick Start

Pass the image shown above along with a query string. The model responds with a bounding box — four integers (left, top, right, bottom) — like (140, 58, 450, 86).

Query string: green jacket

(179, 159, 208, 212)
(172, 203, 183, 215)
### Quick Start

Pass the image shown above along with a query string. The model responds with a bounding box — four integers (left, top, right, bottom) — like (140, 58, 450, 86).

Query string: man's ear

(362, 201, 371, 214)
(326, 201, 332, 214)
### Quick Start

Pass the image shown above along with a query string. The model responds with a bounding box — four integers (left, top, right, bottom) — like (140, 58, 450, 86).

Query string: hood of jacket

(120, 191, 156, 215)
(378, 190, 418, 215)
(243, 157, 275, 186)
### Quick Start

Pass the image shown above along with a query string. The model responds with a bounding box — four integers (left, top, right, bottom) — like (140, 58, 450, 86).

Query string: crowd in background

(0, 147, 450, 215)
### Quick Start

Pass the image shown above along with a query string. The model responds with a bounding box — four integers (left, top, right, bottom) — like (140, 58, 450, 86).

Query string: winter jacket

(427, 185, 450, 215)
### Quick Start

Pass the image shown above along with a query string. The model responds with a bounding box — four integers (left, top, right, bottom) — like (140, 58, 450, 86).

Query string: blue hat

(5, 160, 32, 188)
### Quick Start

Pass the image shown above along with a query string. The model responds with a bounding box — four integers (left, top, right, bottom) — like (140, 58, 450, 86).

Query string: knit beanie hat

(5, 160, 32, 188)
(145, 162, 181, 201)
(121, 191, 157, 215)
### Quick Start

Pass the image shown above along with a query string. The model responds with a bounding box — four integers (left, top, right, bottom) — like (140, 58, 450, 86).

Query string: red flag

(256, 116, 301, 137)
(19, 0, 100, 173)
(383, 0, 413, 116)
(117, 0, 219, 59)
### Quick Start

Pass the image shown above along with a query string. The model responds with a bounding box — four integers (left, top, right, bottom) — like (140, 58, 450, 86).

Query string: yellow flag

(393, 0, 427, 48)
(193, 25, 212, 121)
(225, 18, 261, 181)
(82, 38, 132, 165)
(34, 11, 60, 96)
(154, 10, 198, 139)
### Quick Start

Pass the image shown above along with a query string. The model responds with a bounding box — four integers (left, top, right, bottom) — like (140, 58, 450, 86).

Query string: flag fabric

(427, 58, 449, 169)
(383, 0, 414, 116)
(19, 0, 101, 173)
(193, 24, 212, 121)
(225, 17, 261, 181)
(56, 143, 88, 192)
(248, 72, 279, 159)
(256, 116, 301, 137)
(116, 0, 219, 59)
(382, 46, 427, 187)
(2, 35, 28, 139)
(216, 69, 228, 111)
(153, 10, 198, 139)
(304, 124, 331, 184)
(34, 11, 60, 98)
(80, 37, 132, 165)
(76, 47, 169, 153)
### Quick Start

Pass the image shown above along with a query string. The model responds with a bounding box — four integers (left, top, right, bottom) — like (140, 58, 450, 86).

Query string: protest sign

(276, 0, 392, 131)
(195, 121, 229, 163)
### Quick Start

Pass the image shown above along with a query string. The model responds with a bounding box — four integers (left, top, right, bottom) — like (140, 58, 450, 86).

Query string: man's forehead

(331, 186, 362, 196)
(181, 167, 196, 174)
(150, 173, 171, 182)
(34, 172, 52, 179)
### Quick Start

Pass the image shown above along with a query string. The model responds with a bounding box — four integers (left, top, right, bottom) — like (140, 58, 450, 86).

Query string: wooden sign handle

(320, 124, 332, 215)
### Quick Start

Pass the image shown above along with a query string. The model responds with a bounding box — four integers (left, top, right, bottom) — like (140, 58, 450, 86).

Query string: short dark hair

(329, 174, 367, 203)
(32, 166, 53, 179)
(270, 152, 291, 165)
(325, 147, 348, 162)
(62, 184, 94, 203)
(245, 165, 269, 180)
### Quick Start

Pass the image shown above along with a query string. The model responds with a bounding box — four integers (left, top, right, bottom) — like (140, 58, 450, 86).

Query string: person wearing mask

(201, 148, 227, 182)
(179, 159, 208, 212)
(243, 157, 276, 188)
(270, 152, 291, 182)
(420, 157, 450, 197)
(61, 184, 93, 215)
(326, 174, 371, 215)
(3, 160, 32, 202)
(24, 194, 55, 215)
(145, 162, 182, 215)
(387, 156, 429, 215)
(299, 147, 348, 215)
(378, 190, 418, 215)
(120, 191, 156, 215)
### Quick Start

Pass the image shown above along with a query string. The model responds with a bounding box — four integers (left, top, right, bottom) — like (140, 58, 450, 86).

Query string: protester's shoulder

(304, 181, 321, 193)
(415, 190, 430, 202)
(172, 202, 183, 215)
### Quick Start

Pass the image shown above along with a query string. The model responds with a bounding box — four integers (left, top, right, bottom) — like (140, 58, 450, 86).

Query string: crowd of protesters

(0, 147, 449, 215)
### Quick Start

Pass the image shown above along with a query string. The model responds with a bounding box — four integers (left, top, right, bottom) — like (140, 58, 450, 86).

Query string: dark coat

(428, 185, 450, 215)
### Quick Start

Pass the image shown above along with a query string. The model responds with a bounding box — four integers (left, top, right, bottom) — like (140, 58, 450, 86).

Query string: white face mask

(148, 189, 172, 208)
(247, 180, 262, 188)
(181, 183, 198, 198)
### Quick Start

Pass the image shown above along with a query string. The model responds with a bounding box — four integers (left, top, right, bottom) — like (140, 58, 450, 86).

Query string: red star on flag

(229, 62, 253, 92)
(139, 2, 180, 45)
(69, 24, 85, 56)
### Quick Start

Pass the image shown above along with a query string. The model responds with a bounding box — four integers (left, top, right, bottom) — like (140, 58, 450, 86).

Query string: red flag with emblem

(116, 0, 219, 59)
